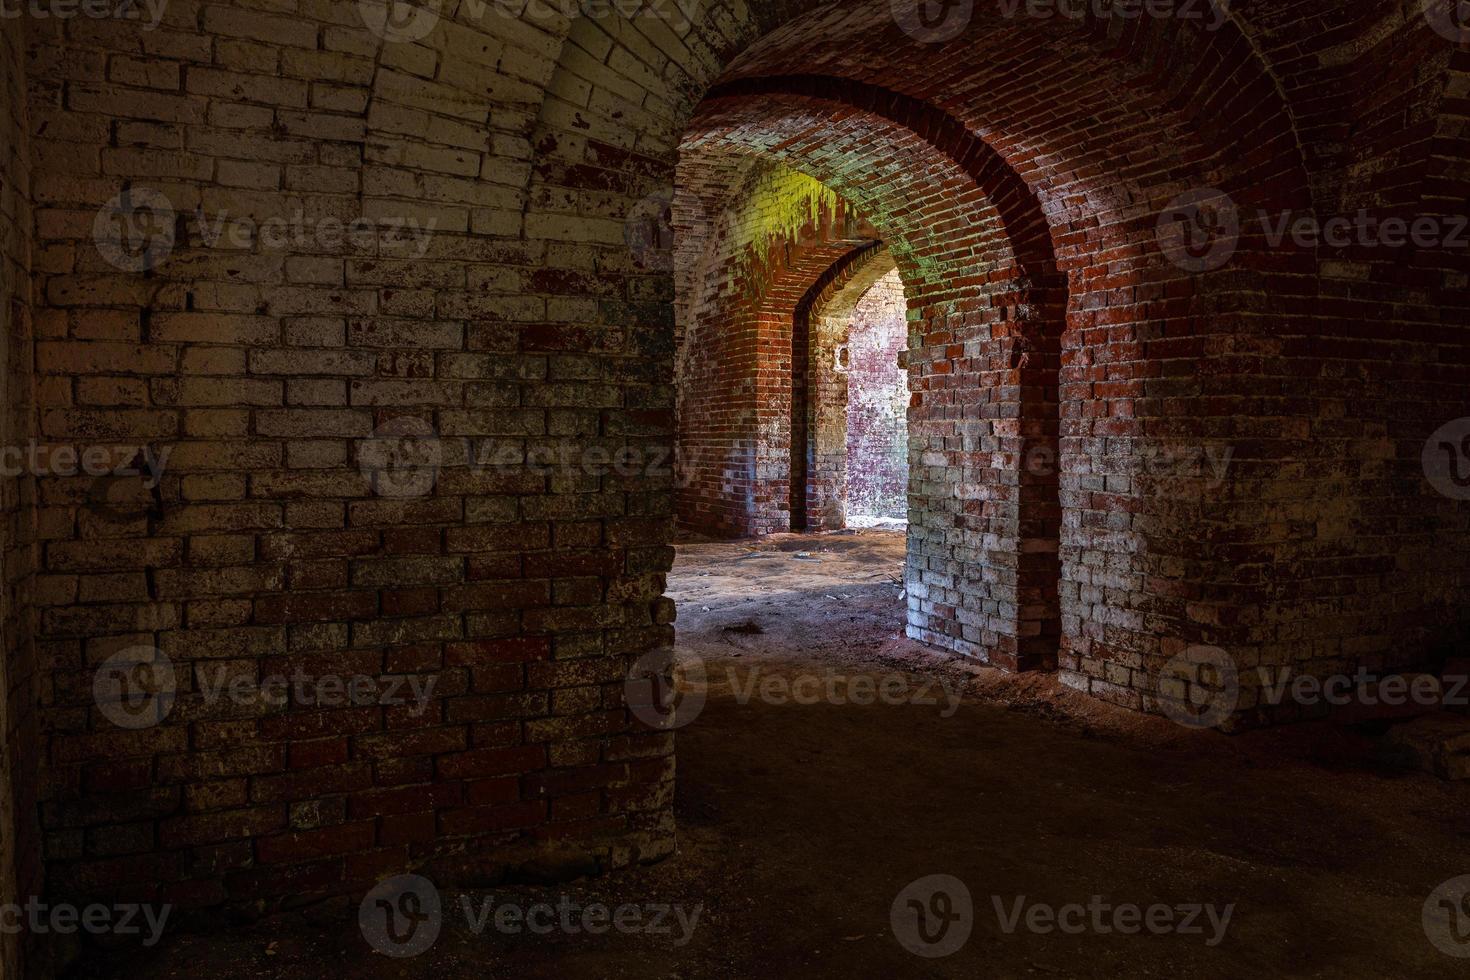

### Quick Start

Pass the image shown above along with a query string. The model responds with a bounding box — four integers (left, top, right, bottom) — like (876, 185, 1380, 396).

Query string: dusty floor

(71, 529, 1470, 978)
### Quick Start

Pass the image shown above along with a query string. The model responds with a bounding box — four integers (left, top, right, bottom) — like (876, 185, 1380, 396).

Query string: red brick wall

(0, 14, 39, 977)
(673, 162, 878, 536)
(684, 79, 1068, 671)
(842, 268, 907, 521)
(26, 2, 680, 917)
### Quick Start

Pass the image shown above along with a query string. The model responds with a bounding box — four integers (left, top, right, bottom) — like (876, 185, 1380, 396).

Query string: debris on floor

(1382, 713, 1470, 780)
(722, 620, 764, 635)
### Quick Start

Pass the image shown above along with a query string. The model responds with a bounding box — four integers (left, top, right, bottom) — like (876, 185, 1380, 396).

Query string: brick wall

(673, 162, 877, 536)
(696, 3, 1470, 702)
(26, 1, 680, 917)
(842, 268, 907, 521)
(0, 13, 38, 977)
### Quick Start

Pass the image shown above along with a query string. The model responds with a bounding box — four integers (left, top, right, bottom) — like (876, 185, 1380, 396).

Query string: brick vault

(0, 1, 1468, 974)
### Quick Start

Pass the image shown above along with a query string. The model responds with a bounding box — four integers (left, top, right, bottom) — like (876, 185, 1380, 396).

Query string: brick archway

(679, 88, 1066, 670)
(791, 243, 899, 532)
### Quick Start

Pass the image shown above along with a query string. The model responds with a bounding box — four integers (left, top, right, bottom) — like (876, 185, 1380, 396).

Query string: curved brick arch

(679, 98, 1066, 667)
(702, 76, 1060, 288)
(795, 247, 907, 531)
(786, 241, 893, 532)
(807, 247, 901, 327)
(674, 165, 883, 537)
(528, 0, 1313, 185)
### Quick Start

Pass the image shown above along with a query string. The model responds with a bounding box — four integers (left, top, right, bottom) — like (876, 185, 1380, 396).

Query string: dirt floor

(70, 529, 1470, 978)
